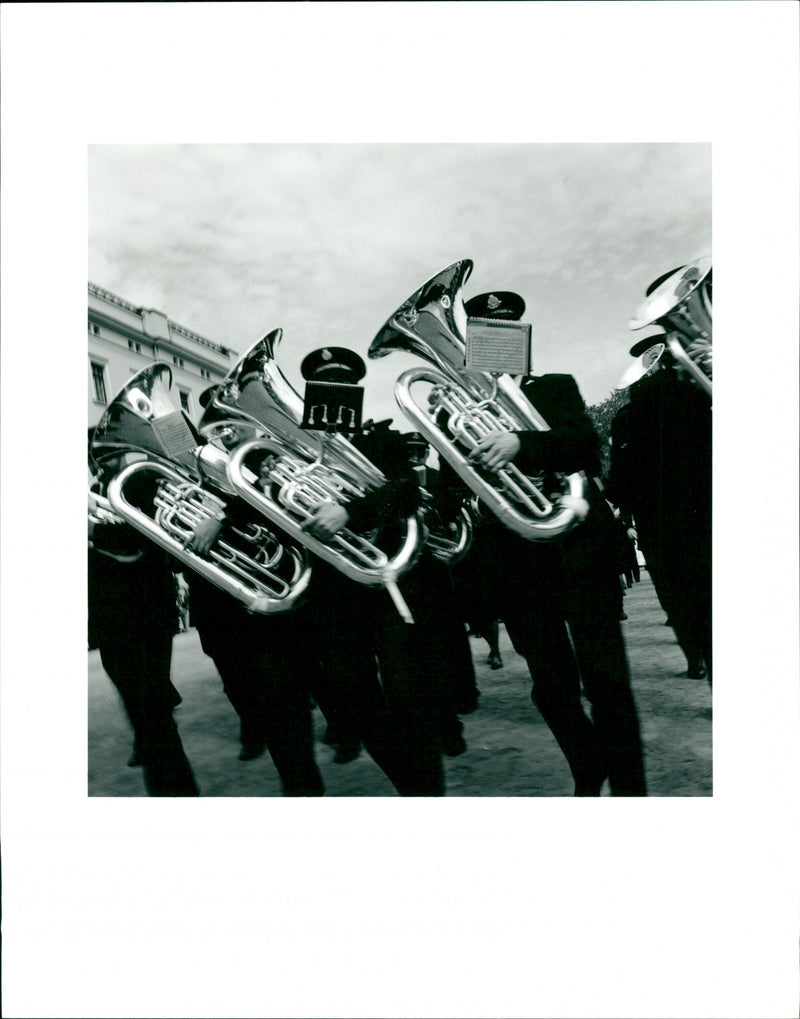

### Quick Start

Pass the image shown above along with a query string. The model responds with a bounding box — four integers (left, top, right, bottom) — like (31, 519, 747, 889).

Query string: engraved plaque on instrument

(151, 411, 198, 457)
(301, 381, 364, 433)
(465, 317, 532, 374)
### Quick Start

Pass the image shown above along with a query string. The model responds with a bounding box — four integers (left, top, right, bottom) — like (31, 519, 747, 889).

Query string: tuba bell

(368, 260, 589, 542)
(629, 256, 712, 395)
(615, 338, 669, 390)
(92, 362, 312, 614)
(199, 330, 424, 622)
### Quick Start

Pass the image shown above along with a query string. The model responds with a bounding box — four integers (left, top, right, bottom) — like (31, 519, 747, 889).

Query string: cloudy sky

(89, 143, 710, 420)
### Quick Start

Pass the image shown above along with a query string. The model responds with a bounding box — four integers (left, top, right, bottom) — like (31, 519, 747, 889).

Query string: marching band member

(296, 356, 448, 795)
(185, 413, 325, 795)
(465, 300, 647, 795)
(88, 431, 199, 797)
(194, 353, 449, 797)
(405, 431, 480, 732)
(607, 334, 712, 681)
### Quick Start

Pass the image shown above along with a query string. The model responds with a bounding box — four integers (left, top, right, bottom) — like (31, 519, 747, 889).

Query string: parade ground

(88, 571, 712, 797)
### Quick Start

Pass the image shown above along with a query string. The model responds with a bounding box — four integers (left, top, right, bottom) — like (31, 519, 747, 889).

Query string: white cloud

(89, 142, 711, 409)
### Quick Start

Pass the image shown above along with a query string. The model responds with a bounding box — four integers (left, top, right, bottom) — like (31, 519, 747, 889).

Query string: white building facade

(88, 282, 238, 427)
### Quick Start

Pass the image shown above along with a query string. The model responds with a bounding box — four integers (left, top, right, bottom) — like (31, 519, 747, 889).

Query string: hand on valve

(186, 515, 224, 555)
(468, 431, 521, 473)
(302, 501, 350, 541)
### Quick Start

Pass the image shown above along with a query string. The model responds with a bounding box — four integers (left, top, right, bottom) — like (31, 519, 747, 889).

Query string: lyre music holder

(300, 346, 367, 435)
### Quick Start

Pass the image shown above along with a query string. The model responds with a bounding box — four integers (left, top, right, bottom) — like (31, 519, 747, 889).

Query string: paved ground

(88, 571, 712, 797)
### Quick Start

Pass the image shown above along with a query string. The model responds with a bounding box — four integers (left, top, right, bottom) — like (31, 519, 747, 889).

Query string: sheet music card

(465, 317, 532, 374)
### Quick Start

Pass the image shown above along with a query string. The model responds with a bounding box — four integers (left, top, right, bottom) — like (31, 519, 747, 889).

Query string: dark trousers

(206, 615, 325, 797)
(645, 546, 712, 677)
(498, 535, 647, 796)
(306, 564, 447, 797)
(190, 577, 324, 797)
(98, 629, 199, 797)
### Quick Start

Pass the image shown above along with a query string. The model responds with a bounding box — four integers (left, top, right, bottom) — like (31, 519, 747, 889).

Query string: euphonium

(417, 482, 473, 564)
(629, 256, 712, 395)
(199, 330, 424, 622)
(406, 445, 473, 565)
(368, 259, 589, 542)
(92, 362, 312, 614)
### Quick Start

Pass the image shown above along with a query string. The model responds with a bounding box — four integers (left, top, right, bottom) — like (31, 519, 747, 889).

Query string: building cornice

(88, 282, 234, 359)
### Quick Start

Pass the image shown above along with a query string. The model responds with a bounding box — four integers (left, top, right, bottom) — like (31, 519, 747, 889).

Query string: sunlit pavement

(88, 571, 711, 797)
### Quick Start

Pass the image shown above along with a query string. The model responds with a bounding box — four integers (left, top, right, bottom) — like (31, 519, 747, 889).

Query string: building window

(89, 322, 100, 335)
(91, 362, 108, 404)
(128, 339, 142, 353)
(173, 356, 185, 368)
(179, 390, 191, 414)
(200, 368, 212, 380)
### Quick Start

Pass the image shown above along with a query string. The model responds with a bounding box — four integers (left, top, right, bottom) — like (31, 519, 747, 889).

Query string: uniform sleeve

(342, 432, 421, 532)
(512, 375, 601, 476)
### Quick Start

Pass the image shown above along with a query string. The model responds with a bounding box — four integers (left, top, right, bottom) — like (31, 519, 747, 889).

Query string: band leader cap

(300, 346, 367, 384)
(464, 291, 526, 321)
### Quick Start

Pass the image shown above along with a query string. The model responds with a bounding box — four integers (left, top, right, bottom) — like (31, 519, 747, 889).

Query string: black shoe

(333, 742, 362, 765)
(455, 689, 480, 714)
(239, 742, 268, 761)
(127, 749, 143, 768)
(574, 770, 607, 796)
(686, 664, 707, 680)
(321, 724, 338, 747)
(619, 612, 628, 621)
(441, 732, 467, 758)
(488, 654, 503, 670)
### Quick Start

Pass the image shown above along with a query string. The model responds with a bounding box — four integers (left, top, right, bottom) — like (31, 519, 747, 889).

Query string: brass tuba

(92, 362, 312, 614)
(414, 474, 474, 565)
(629, 256, 712, 395)
(199, 330, 424, 622)
(368, 260, 589, 542)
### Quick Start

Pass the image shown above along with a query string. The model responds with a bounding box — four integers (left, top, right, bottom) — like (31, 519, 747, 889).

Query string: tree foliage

(588, 388, 630, 482)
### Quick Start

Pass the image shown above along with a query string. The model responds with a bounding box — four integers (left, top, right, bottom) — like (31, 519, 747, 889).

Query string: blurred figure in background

(607, 336, 712, 681)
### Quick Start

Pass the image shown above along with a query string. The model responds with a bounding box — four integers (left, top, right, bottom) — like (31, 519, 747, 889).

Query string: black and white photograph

(86, 142, 712, 801)
(3, 3, 799, 1018)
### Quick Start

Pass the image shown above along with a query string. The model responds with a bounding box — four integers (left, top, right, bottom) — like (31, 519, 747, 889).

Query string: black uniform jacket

(606, 370, 711, 559)
(513, 373, 617, 575)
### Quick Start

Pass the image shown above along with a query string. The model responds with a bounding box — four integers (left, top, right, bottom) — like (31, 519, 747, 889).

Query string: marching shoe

(686, 664, 707, 680)
(238, 741, 268, 761)
(574, 769, 607, 796)
(455, 688, 481, 713)
(488, 654, 503, 670)
(333, 742, 362, 765)
(441, 733, 467, 758)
